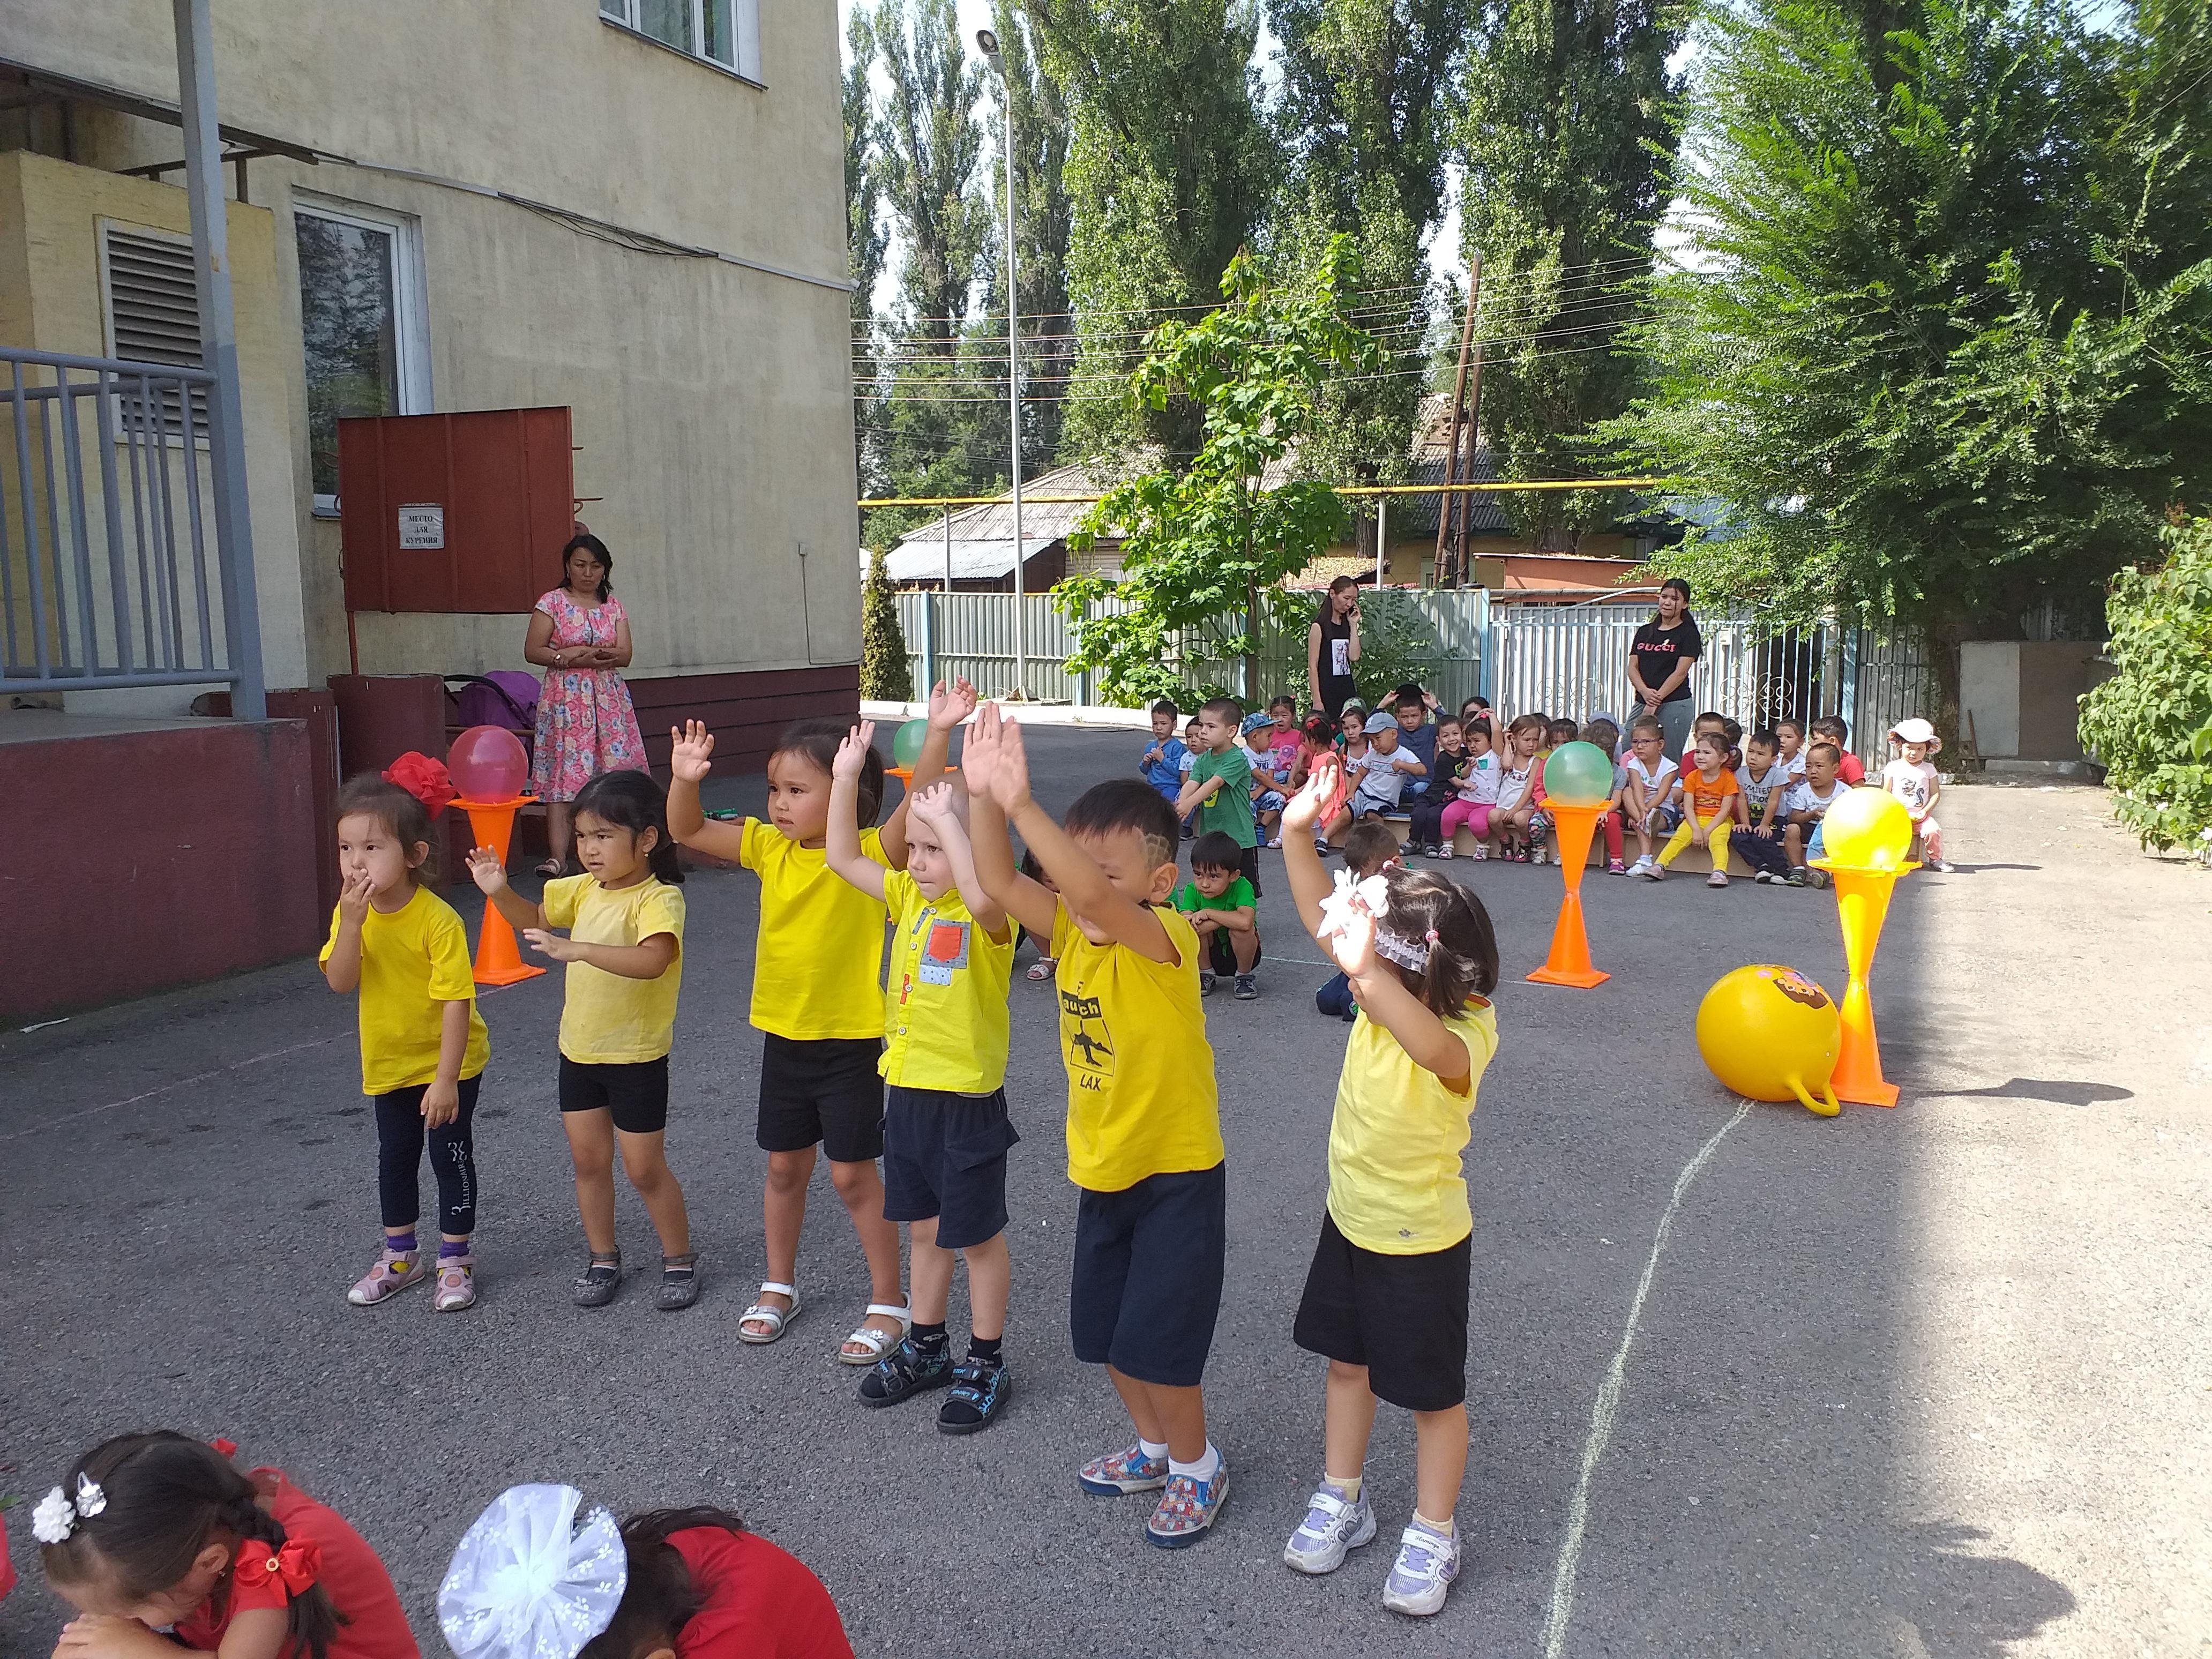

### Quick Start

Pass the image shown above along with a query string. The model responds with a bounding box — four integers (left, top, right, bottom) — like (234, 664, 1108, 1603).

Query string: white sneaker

(1381, 1518, 1460, 1616)
(1284, 1481, 1376, 1574)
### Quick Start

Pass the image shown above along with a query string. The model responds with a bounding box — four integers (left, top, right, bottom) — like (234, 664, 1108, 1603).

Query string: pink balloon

(447, 724, 529, 803)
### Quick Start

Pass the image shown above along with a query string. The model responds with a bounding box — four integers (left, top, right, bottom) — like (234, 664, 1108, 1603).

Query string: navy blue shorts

(881, 1086, 1019, 1250)
(1070, 1162, 1227, 1387)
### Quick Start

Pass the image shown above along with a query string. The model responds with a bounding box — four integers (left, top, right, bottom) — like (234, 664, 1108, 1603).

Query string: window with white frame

(601, 0, 761, 82)
(293, 198, 431, 511)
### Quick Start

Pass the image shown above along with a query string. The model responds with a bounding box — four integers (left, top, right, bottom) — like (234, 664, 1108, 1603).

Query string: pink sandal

(347, 1247, 424, 1306)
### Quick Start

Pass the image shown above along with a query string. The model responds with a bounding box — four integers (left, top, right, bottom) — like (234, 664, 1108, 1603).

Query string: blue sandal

(937, 1357, 1010, 1434)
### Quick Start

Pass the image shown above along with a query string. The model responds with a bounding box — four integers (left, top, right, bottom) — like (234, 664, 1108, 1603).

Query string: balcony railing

(2, 345, 244, 694)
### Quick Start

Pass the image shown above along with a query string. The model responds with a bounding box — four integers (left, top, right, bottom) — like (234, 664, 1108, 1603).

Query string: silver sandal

(738, 1281, 801, 1343)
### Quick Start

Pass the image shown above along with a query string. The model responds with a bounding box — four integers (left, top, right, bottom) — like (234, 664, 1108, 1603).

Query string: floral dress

(531, 587, 647, 802)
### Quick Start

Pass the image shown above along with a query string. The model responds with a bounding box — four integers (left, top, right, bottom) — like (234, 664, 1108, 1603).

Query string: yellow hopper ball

(1818, 786, 1914, 872)
(1696, 964, 1842, 1116)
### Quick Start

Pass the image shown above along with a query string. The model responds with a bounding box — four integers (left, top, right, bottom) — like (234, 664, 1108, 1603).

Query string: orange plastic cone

(455, 797, 546, 988)
(1819, 863, 1908, 1105)
(1527, 802, 1609, 989)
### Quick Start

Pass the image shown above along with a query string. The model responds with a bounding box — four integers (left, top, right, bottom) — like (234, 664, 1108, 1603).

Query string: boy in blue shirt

(1391, 687, 1439, 799)
(1138, 699, 1186, 806)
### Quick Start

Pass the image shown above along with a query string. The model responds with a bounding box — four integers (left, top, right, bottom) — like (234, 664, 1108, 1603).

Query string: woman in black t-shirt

(1307, 576, 1363, 720)
(1627, 577, 1703, 758)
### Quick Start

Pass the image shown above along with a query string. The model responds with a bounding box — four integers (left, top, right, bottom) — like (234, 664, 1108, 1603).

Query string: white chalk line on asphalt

(1538, 1098, 1753, 1659)
(1, 981, 533, 1145)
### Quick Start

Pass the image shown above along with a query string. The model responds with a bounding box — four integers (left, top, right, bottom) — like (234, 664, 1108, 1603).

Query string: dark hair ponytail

(1376, 866, 1500, 1015)
(41, 1433, 348, 1659)
(563, 533, 615, 602)
(571, 769, 684, 884)
(577, 1508, 748, 1659)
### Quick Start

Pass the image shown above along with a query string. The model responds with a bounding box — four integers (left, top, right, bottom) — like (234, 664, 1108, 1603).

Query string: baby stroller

(443, 671, 540, 768)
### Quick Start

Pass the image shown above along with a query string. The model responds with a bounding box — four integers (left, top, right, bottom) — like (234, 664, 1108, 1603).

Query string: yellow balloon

(1817, 785, 1914, 872)
(1695, 964, 1842, 1116)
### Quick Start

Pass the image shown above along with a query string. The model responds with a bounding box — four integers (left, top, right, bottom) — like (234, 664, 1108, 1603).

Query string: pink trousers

(1440, 799, 1492, 842)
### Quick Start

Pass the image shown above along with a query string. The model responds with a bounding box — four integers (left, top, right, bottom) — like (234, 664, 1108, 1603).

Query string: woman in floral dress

(524, 534, 648, 874)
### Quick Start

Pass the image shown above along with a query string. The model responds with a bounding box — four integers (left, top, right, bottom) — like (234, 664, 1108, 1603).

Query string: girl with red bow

(36, 1432, 417, 1659)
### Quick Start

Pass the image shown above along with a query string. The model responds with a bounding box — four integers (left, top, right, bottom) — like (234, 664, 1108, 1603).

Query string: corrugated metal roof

(864, 537, 1059, 583)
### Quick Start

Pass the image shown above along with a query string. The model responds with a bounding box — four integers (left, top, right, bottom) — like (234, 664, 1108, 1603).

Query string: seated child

(1883, 717, 1949, 871)
(1682, 709, 1727, 772)
(1783, 741, 1851, 884)
(1735, 728, 1796, 883)
(1406, 717, 1468, 856)
(1316, 822, 1401, 1019)
(1390, 689, 1439, 800)
(1621, 713, 1681, 876)
(1654, 733, 1746, 887)
(1138, 699, 1187, 808)
(1431, 719, 1499, 861)
(1176, 829, 1262, 999)
(1457, 695, 1491, 728)
(1810, 714, 1866, 783)
(1580, 718, 1629, 874)
(1177, 715, 1205, 837)
(825, 743, 1018, 1430)
(1544, 718, 1579, 759)
(1776, 716, 1808, 779)
(39, 1432, 418, 1659)
(963, 707, 1231, 1548)
(1333, 704, 1368, 754)
(440, 1486, 854, 1659)
(1491, 715, 1549, 862)
(1324, 712, 1426, 842)
(1243, 721, 1291, 850)
(1261, 696, 1305, 784)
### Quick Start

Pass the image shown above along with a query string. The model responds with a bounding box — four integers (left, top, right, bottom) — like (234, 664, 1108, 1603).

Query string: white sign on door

(398, 503, 445, 550)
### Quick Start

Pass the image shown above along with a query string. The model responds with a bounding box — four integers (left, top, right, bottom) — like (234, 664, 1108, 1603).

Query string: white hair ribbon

(438, 1484, 627, 1659)
(1316, 868, 1431, 972)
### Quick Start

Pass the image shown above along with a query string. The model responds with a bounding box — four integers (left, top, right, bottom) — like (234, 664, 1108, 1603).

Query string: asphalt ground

(2, 727, 2207, 1658)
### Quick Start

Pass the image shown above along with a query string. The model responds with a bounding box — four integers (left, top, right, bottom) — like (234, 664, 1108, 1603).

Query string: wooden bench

(1361, 813, 1742, 875)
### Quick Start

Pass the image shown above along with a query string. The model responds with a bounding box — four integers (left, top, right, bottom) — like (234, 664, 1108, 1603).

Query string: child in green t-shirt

(1174, 830, 1262, 1000)
(1175, 696, 1261, 896)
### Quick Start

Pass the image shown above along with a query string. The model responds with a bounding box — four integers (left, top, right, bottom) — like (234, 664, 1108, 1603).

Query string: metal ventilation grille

(104, 228, 208, 437)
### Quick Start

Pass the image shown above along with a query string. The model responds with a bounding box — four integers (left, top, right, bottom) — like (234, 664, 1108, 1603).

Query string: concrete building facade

(1, 0, 858, 727)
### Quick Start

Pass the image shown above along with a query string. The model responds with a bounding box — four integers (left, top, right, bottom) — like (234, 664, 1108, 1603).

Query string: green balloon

(1543, 739, 1615, 806)
(892, 718, 929, 767)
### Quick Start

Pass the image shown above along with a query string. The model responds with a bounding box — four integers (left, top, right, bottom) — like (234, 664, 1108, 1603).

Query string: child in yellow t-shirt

(470, 769, 696, 1310)
(1277, 756, 1501, 1616)
(665, 678, 975, 1364)
(826, 735, 1018, 1432)
(320, 772, 491, 1314)
(962, 703, 1231, 1549)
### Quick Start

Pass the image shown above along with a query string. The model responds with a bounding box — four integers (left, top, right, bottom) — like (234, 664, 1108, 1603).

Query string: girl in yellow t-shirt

(320, 771, 491, 1314)
(665, 681, 974, 1364)
(1276, 756, 1501, 1618)
(470, 769, 696, 1310)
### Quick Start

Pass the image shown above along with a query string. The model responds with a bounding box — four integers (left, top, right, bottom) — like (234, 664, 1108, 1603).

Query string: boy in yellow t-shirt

(826, 730, 1018, 1434)
(963, 704, 1230, 1549)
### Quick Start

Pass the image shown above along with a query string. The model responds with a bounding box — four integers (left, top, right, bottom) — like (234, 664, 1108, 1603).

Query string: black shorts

(1293, 1212, 1470, 1412)
(558, 1055, 669, 1135)
(881, 1086, 1019, 1249)
(1238, 843, 1262, 898)
(1070, 1162, 1226, 1387)
(758, 1034, 884, 1162)
(1202, 928, 1262, 977)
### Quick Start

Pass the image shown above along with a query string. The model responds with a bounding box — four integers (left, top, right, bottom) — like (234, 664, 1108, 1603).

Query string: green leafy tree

(1456, 0, 1687, 554)
(1027, 1, 1278, 457)
(2079, 515, 2212, 852)
(1598, 0, 2212, 722)
(845, 10, 890, 501)
(1268, 0, 1468, 525)
(1059, 237, 1382, 704)
(860, 545, 914, 701)
(983, 5, 1076, 469)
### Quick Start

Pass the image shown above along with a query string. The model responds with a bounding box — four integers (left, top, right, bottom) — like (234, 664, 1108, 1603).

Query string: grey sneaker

(572, 1252, 622, 1309)
(1233, 973, 1258, 1000)
(1199, 970, 1219, 997)
(1381, 1518, 1460, 1616)
(1283, 1481, 1376, 1574)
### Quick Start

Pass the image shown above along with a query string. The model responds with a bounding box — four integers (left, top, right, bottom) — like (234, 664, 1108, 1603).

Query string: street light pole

(978, 27, 1025, 699)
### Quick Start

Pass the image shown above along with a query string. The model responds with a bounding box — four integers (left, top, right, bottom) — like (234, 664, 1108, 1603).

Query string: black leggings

(374, 1074, 481, 1236)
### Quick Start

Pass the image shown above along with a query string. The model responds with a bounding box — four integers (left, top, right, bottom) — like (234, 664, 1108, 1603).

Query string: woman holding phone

(1309, 576, 1364, 722)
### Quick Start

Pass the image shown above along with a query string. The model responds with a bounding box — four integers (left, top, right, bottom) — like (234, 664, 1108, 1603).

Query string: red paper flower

(209, 1437, 238, 1458)
(235, 1538, 321, 1596)
(383, 752, 457, 819)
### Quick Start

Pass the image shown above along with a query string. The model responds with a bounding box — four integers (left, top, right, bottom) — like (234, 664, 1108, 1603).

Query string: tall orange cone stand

(454, 795, 546, 988)
(1526, 801, 1609, 989)
(1808, 785, 1917, 1107)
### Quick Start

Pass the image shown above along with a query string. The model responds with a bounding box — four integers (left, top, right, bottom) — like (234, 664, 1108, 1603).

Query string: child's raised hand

(928, 676, 978, 731)
(669, 720, 715, 783)
(986, 714, 1034, 811)
(464, 845, 509, 895)
(909, 779, 959, 823)
(1283, 753, 1340, 833)
(522, 928, 584, 963)
(1327, 900, 1381, 978)
(833, 722, 877, 782)
(337, 865, 375, 923)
